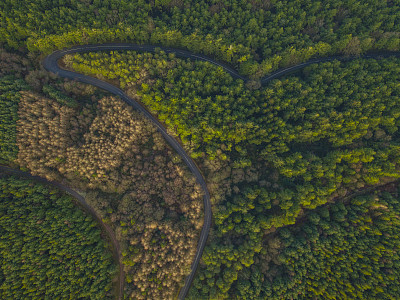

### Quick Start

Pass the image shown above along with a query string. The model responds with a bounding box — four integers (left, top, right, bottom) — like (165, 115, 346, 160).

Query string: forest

(255, 184, 400, 299)
(1, 0, 400, 298)
(0, 175, 116, 299)
(16, 90, 203, 299)
(67, 51, 400, 298)
(0, 75, 29, 164)
(1, 0, 400, 78)
(0, 47, 204, 298)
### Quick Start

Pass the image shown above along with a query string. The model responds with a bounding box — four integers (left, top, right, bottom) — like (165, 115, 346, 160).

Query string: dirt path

(0, 166, 124, 300)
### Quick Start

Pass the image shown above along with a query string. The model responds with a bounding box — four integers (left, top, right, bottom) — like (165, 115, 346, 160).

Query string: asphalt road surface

(42, 44, 399, 299)
(43, 44, 214, 300)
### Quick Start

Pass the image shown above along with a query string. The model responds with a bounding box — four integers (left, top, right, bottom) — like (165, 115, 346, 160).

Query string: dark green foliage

(0, 176, 116, 299)
(1, 0, 400, 76)
(1, 1, 399, 297)
(71, 52, 400, 202)
(259, 188, 400, 299)
(70, 51, 400, 299)
(0, 75, 29, 163)
(42, 85, 78, 108)
(192, 186, 400, 299)
(191, 58, 400, 298)
(15, 91, 203, 299)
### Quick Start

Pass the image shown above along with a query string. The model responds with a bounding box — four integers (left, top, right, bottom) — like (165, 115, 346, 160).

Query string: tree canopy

(1, 0, 400, 77)
(1, 0, 400, 297)
(68, 50, 400, 299)
(0, 175, 116, 299)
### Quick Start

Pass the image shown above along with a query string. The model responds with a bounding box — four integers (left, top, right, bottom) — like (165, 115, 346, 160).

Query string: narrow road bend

(41, 44, 399, 299)
(43, 44, 214, 300)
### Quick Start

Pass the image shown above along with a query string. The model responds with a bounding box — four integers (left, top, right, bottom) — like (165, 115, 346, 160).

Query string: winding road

(39, 45, 400, 299)
(43, 44, 214, 300)
(261, 51, 400, 85)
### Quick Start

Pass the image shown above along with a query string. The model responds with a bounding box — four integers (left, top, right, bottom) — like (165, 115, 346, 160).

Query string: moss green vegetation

(0, 176, 116, 299)
(42, 84, 78, 108)
(259, 185, 400, 299)
(1, 0, 400, 77)
(1, 0, 400, 298)
(68, 51, 400, 298)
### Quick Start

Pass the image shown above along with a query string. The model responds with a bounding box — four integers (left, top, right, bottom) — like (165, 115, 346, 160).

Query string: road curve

(0, 165, 124, 299)
(42, 44, 400, 299)
(43, 44, 213, 300)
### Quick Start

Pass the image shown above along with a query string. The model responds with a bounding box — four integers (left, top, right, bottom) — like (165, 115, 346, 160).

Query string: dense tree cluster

(0, 48, 30, 77)
(16, 91, 203, 299)
(256, 186, 400, 299)
(16, 91, 86, 181)
(1, 1, 400, 297)
(85, 188, 202, 299)
(69, 52, 400, 187)
(0, 75, 29, 164)
(69, 50, 400, 298)
(1, 0, 400, 76)
(188, 184, 400, 299)
(0, 175, 116, 299)
(0, 49, 30, 164)
(42, 84, 78, 108)
(192, 58, 400, 299)
(0, 0, 400, 300)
